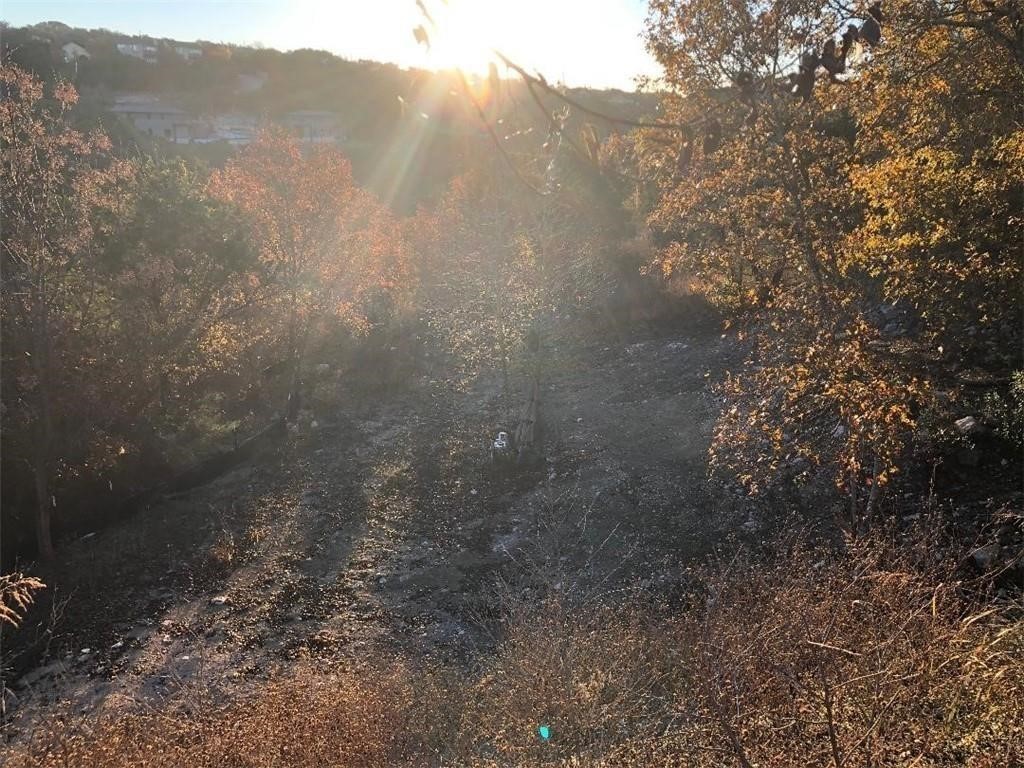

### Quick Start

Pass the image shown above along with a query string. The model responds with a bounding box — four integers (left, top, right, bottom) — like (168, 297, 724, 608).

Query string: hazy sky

(1, 0, 662, 90)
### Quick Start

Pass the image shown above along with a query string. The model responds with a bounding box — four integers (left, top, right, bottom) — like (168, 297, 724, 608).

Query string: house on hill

(205, 113, 259, 145)
(106, 93, 347, 147)
(116, 42, 159, 64)
(111, 94, 196, 143)
(174, 44, 203, 61)
(61, 42, 90, 62)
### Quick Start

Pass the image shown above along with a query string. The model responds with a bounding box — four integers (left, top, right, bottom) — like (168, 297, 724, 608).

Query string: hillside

(0, 20, 659, 210)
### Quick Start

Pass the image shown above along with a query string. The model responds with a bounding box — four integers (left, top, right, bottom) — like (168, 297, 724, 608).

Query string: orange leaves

(643, 0, 1021, 503)
(838, 11, 1023, 358)
(207, 128, 412, 378)
(211, 130, 396, 295)
(52, 80, 79, 108)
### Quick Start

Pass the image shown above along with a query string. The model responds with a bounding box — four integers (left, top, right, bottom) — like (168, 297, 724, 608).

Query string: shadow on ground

(4, 323, 750, 726)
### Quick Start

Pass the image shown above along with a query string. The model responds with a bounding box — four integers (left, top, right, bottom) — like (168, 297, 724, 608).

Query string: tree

(415, 146, 618, 419)
(1, 65, 132, 559)
(100, 158, 256, 459)
(643, 0, 858, 311)
(640, 0, 1022, 512)
(209, 130, 406, 419)
(418, 165, 542, 407)
(841, 0, 1023, 368)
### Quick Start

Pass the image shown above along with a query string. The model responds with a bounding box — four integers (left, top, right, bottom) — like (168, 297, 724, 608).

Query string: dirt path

(5, 326, 743, 725)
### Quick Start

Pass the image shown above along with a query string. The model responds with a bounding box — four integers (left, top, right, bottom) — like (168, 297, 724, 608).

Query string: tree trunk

(32, 459, 55, 561)
(32, 299, 56, 561)
(285, 281, 301, 422)
(494, 294, 512, 420)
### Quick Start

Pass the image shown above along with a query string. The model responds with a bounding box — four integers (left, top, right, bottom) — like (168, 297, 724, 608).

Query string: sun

(418, 0, 510, 75)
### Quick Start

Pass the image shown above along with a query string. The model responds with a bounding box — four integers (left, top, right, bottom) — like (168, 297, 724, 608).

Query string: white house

(111, 95, 195, 143)
(116, 42, 159, 64)
(174, 45, 203, 61)
(61, 42, 91, 63)
(196, 113, 258, 145)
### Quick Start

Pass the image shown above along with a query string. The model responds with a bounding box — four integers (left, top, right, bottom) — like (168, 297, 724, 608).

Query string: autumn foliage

(1, 67, 410, 560)
(2, 2, 1023, 761)
(208, 130, 410, 417)
(1, 65, 133, 560)
(640, 0, 1023, 506)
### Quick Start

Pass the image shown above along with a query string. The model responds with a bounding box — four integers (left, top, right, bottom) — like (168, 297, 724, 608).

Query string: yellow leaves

(0, 572, 46, 628)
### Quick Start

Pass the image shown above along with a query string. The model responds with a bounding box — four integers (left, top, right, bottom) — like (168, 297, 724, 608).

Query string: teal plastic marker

(538, 725, 551, 741)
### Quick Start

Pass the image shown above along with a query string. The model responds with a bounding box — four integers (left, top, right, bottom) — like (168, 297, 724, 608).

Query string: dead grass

(6, 663, 432, 767)
(6, 526, 1022, 767)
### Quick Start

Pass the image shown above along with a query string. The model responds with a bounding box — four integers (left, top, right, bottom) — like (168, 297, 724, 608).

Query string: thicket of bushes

(0, 54, 631, 564)
(6, 0, 1018, 563)
(0, 64, 418, 560)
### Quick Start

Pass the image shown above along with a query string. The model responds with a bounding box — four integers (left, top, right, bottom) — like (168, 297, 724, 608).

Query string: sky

(1, 0, 662, 90)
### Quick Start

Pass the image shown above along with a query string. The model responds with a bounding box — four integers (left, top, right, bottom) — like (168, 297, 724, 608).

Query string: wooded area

(2, 0, 1022, 764)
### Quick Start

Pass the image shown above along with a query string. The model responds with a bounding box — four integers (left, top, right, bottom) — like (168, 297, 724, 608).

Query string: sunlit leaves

(642, 0, 1022, 499)
(208, 129, 410, 384)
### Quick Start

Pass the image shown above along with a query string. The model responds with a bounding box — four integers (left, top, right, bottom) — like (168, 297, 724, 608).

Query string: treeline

(0, 21, 414, 136)
(0, 21, 657, 140)
(0, 20, 659, 214)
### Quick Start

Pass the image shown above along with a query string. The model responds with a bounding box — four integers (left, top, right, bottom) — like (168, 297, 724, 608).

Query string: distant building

(204, 44, 232, 61)
(116, 42, 159, 64)
(111, 95, 195, 142)
(173, 45, 203, 61)
(61, 42, 90, 62)
(280, 111, 346, 144)
(107, 93, 348, 147)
